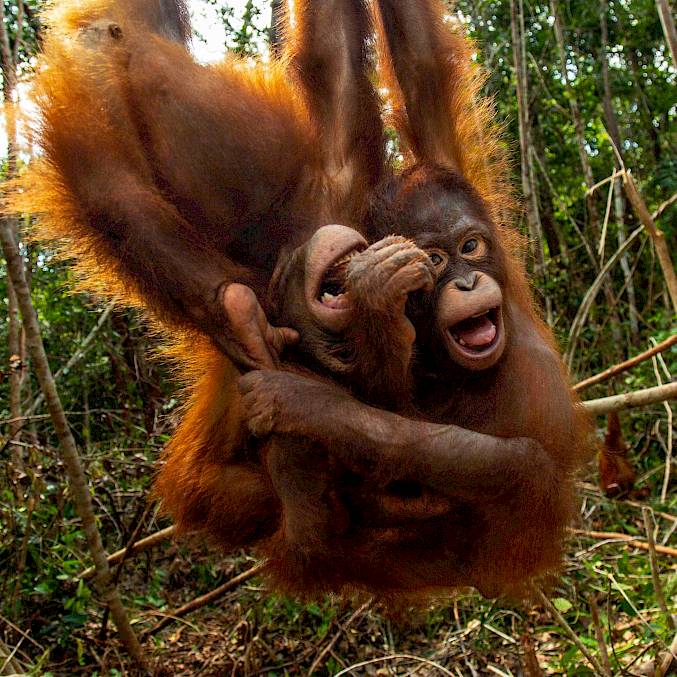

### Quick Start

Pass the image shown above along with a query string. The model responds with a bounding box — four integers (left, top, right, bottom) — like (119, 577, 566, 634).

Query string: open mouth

(306, 225, 368, 332)
(317, 252, 356, 310)
(449, 307, 500, 354)
(445, 304, 505, 369)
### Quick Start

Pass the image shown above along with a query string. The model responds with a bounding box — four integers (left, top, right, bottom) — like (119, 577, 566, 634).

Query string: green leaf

(553, 597, 573, 613)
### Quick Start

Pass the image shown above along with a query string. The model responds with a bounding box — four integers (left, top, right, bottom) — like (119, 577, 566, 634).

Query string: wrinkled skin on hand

(222, 283, 299, 370)
(345, 235, 435, 322)
(239, 370, 347, 439)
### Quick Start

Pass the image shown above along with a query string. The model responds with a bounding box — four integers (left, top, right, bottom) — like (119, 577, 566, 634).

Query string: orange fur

(599, 412, 635, 497)
(373, 0, 514, 225)
(154, 339, 280, 548)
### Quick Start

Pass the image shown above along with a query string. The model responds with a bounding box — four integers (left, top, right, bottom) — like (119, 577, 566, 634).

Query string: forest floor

(5, 465, 674, 677)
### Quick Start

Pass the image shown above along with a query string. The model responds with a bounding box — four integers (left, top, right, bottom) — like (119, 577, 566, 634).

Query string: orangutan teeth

(321, 291, 350, 308)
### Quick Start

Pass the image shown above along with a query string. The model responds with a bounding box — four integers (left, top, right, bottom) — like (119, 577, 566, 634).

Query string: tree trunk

(510, 0, 545, 273)
(269, 0, 284, 56)
(551, 0, 624, 354)
(614, 179, 640, 344)
(626, 47, 662, 164)
(0, 223, 147, 669)
(12, 1, 24, 67)
(0, 3, 30, 471)
(534, 166, 562, 260)
(656, 0, 677, 67)
(599, 0, 623, 160)
(623, 172, 677, 314)
(551, 0, 597, 225)
(7, 271, 24, 466)
(600, 0, 640, 345)
(531, 111, 568, 261)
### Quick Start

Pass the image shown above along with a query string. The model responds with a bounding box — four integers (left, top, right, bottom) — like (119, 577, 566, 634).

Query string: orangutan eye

(461, 238, 479, 255)
(429, 251, 445, 267)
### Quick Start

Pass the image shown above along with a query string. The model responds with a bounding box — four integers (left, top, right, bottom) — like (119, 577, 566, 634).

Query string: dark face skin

(368, 167, 509, 379)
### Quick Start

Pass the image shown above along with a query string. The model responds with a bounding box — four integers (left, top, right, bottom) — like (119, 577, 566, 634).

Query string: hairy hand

(346, 235, 435, 312)
(238, 370, 348, 438)
(221, 283, 299, 370)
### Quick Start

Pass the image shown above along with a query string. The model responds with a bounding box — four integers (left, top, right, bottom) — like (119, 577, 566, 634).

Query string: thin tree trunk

(656, 0, 677, 67)
(0, 231, 146, 668)
(7, 273, 24, 466)
(534, 159, 564, 260)
(614, 178, 640, 343)
(269, 0, 284, 56)
(531, 113, 568, 260)
(0, 0, 14, 88)
(510, 0, 545, 273)
(626, 46, 662, 164)
(600, 0, 640, 345)
(551, 0, 597, 223)
(599, 0, 623, 159)
(1, 3, 26, 467)
(623, 172, 677, 314)
(551, 0, 624, 353)
(12, 1, 24, 67)
(130, 327, 162, 433)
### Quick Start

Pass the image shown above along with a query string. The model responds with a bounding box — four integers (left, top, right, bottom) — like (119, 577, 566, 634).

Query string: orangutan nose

(453, 272, 478, 291)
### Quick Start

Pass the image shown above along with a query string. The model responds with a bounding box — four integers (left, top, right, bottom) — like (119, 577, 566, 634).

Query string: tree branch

(574, 334, 677, 392)
(582, 382, 677, 416)
(0, 222, 147, 669)
(80, 526, 177, 580)
(140, 563, 265, 638)
(572, 528, 677, 558)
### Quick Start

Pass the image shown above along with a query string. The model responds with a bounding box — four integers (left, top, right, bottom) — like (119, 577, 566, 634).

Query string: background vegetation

(0, 0, 675, 674)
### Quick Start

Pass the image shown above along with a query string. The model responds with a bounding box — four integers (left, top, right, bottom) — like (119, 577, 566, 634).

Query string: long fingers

(223, 283, 297, 370)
